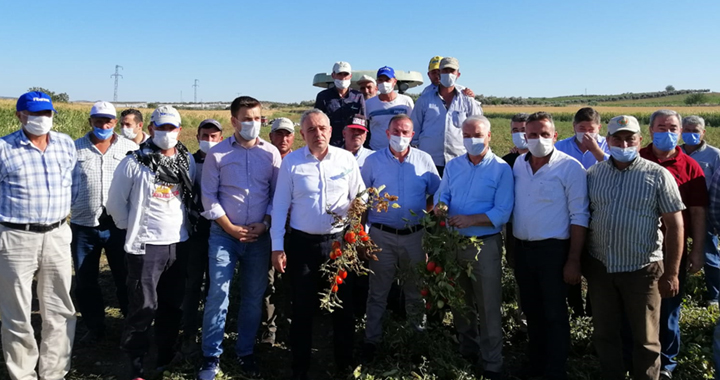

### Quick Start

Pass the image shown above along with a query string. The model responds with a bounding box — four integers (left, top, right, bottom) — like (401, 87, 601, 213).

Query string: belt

(371, 223, 424, 236)
(289, 228, 342, 241)
(514, 238, 568, 248)
(1, 219, 66, 233)
(476, 232, 501, 240)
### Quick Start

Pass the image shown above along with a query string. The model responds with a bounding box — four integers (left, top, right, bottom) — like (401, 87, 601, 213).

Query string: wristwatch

(263, 220, 271, 231)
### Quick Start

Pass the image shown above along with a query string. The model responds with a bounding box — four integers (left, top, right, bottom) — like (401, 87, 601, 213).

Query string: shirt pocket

(537, 180, 563, 203)
(326, 166, 352, 203)
(451, 111, 467, 129)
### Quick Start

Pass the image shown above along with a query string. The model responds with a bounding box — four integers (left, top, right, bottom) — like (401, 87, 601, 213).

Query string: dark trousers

(286, 229, 355, 375)
(514, 238, 570, 380)
(263, 266, 279, 335)
(660, 255, 688, 373)
(71, 222, 129, 334)
(182, 233, 209, 338)
(122, 242, 188, 366)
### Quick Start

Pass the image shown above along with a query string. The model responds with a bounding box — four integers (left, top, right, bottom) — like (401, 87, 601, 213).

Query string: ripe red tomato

(420, 288, 429, 297)
(434, 266, 443, 275)
(332, 285, 339, 293)
(439, 221, 446, 227)
(336, 276, 343, 285)
(344, 232, 357, 244)
(426, 262, 436, 272)
(339, 270, 348, 279)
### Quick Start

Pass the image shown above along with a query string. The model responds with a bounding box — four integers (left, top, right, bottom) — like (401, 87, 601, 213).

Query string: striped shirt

(587, 157, 685, 273)
(0, 130, 77, 224)
(71, 133, 139, 227)
(709, 168, 720, 234)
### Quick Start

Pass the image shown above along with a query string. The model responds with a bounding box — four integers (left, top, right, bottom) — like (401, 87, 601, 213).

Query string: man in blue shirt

(360, 114, 441, 361)
(435, 115, 514, 380)
(314, 61, 366, 147)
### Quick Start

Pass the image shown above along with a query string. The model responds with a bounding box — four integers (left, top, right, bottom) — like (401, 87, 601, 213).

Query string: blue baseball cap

(16, 91, 57, 113)
(377, 66, 395, 80)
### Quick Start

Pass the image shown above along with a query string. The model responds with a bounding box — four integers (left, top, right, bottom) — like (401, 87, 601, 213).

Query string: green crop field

(0, 99, 718, 380)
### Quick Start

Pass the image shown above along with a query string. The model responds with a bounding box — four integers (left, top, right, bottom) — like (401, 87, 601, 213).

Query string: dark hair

(511, 113, 530, 123)
(230, 96, 261, 117)
(120, 109, 143, 123)
(573, 107, 600, 125)
(527, 111, 554, 125)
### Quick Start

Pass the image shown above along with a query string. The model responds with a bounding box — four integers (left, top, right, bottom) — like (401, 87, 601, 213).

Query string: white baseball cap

(357, 75, 376, 84)
(90, 101, 117, 119)
(271, 117, 295, 133)
(151, 105, 181, 128)
(333, 61, 352, 74)
(607, 115, 641, 135)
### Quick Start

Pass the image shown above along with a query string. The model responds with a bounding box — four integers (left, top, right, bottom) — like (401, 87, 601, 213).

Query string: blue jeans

(71, 223, 128, 334)
(201, 223, 270, 358)
(660, 255, 687, 373)
(705, 231, 720, 302)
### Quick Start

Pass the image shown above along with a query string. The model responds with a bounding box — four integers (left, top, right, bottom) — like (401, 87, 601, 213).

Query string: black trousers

(121, 242, 188, 366)
(286, 229, 355, 375)
(181, 233, 209, 337)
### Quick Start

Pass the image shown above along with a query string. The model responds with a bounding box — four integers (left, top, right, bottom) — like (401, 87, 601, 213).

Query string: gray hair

(300, 109, 330, 128)
(682, 115, 705, 130)
(462, 115, 491, 132)
(649, 109, 682, 129)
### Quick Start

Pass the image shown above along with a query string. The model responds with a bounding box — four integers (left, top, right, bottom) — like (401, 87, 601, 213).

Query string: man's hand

(659, 273, 680, 298)
(462, 87, 475, 98)
(272, 250, 287, 273)
(563, 259, 581, 285)
(688, 247, 705, 274)
(228, 225, 259, 243)
(448, 215, 477, 229)
(247, 222, 267, 236)
(509, 146, 520, 154)
(582, 134, 605, 161)
(432, 204, 447, 219)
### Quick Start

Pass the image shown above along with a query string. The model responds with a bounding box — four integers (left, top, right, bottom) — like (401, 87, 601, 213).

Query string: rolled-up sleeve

(565, 162, 590, 228)
(484, 165, 514, 227)
(266, 149, 281, 216)
(106, 157, 134, 229)
(270, 160, 293, 251)
(200, 150, 226, 220)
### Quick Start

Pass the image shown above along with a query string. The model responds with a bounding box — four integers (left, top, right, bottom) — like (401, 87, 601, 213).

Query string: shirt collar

(466, 149, 494, 166)
(303, 145, 333, 160)
(229, 134, 263, 149)
(18, 129, 55, 147)
(524, 149, 555, 162)
(683, 141, 707, 154)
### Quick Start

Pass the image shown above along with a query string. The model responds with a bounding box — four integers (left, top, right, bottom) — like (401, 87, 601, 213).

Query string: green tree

(27, 87, 70, 103)
(685, 93, 709, 105)
(665, 85, 676, 92)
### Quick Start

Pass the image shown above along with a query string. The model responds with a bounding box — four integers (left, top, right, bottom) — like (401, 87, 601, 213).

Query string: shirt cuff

(603, 153, 610, 161)
(484, 209, 504, 228)
(271, 237, 284, 251)
(201, 204, 226, 220)
(569, 216, 590, 228)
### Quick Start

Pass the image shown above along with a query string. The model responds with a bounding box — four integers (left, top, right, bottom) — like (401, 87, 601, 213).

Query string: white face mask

(389, 134, 411, 153)
(199, 140, 219, 153)
(463, 137, 485, 156)
(440, 73, 457, 88)
(575, 132, 598, 143)
(334, 79, 351, 90)
(122, 127, 138, 139)
(512, 132, 528, 149)
(239, 120, 261, 140)
(24, 115, 53, 136)
(377, 82, 394, 95)
(527, 137, 554, 157)
(153, 130, 179, 150)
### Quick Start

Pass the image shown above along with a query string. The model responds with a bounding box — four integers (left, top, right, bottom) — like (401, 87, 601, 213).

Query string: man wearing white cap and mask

(314, 61, 366, 147)
(269, 117, 296, 159)
(71, 101, 138, 346)
(107, 105, 196, 379)
(0, 91, 77, 380)
(357, 75, 377, 100)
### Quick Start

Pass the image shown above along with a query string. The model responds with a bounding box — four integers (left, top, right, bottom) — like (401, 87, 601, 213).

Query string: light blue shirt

(435, 150, 514, 237)
(682, 141, 720, 189)
(554, 135, 610, 170)
(411, 87, 483, 167)
(361, 147, 440, 229)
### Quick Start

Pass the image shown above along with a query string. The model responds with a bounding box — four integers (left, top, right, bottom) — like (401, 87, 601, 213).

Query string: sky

(1, 0, 718, 104)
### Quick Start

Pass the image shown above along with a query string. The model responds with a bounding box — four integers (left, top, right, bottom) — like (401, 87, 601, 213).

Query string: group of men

(0, 53, 718, 380)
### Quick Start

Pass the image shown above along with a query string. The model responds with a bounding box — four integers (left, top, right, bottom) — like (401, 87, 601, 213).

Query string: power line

(193, 79, 199, 103)
(111, 65, 123, 102)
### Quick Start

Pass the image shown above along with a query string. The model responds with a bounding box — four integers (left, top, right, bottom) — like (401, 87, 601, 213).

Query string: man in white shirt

(271, 109, 365, 380)
(107, 105, 196, 380)
(366, 66, 414, 151)
(511, 112, 589, 380)
(343, 114, 374, 170)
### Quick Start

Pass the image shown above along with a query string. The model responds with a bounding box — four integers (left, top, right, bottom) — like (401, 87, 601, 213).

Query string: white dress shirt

(270, 145, 365, 251)
(512, 149, 590, 241)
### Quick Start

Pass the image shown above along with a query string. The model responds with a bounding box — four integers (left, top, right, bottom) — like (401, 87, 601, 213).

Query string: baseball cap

(428, 56, 443, 71)
(271, 117, 295, 133)
(377, 66, 395, 80)
(150, 105, 181, 128)
(440, 57, 459, 71)
(16, 91, 56, 113)
(90, 101, 117, 119)
(607, 115, 641, 135)
(198, 119, 222, 131)
(346, 114, 368, 132)
(357, 75, 376, 84)
(333, 61, 352, 74)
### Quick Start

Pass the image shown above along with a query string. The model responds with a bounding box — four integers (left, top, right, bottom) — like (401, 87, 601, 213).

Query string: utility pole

(193, 79, 199, 103)
(111, 65, 123, 102)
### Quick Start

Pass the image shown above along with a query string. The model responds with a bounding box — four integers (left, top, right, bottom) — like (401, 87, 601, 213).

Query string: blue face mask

(681, 132, 702, 146)
(653, 132, 678, 151)
(93, 126, 115, 140)
(609, 146, 638, 163)
(463, 137, 485, 156)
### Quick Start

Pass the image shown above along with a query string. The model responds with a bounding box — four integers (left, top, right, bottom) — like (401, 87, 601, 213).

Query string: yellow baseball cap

(428, 56, 443, 71)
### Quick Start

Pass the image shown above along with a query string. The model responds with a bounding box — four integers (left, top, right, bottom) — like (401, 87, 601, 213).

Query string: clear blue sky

(1, 0, 718, 103)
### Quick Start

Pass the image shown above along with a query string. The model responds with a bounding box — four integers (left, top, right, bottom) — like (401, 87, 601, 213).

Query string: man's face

(332, 72, 351, 80)
(386, 118, 414, 140)
(232, 106, 262, 133)
(197, 127, 223, 143)
(301, 113, 331, 151)
(608, 131, 642, 149)
(149, 123, 181, 137)
(573, 121, 601, 134)
(376, 76, 396, 85)
(16, 109, 52, 125)
(651, 115, 681, 135)
(462, 120, 490, 142)
(510, 121, 526, 134)
(358, 81, 377, 99)
(270, 129, 295, 154)
(343, 127, 366, 150)
(682, 123, 705, 140)
(89, 116, 117, 130)
(121, 115, 143, 134)
(427, 69, 441, 85)
(526, 119, 557, 141)
(441, 68, 459, 76)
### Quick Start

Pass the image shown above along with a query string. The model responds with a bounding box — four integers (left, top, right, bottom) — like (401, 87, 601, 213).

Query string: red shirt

(640, 144, 708, 238)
